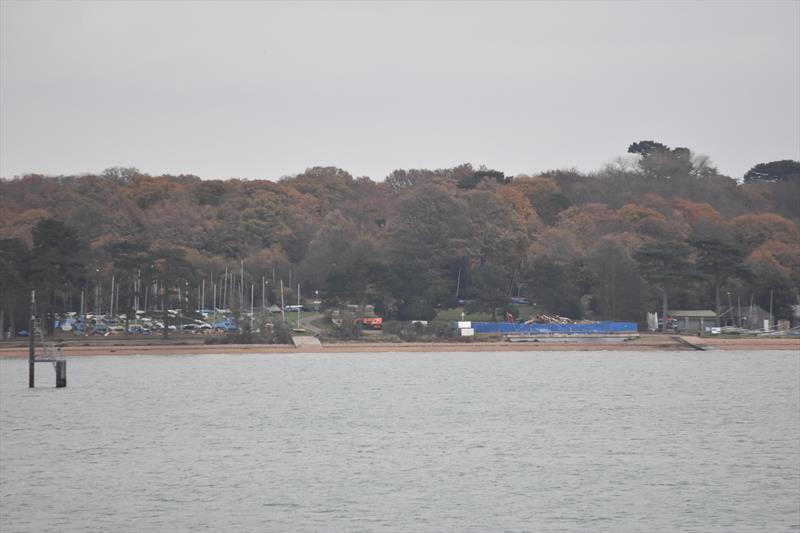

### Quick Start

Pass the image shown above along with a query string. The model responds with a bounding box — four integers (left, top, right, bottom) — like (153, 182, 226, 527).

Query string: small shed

(669, 310, 716, 333)
(718, 305, 771, 330)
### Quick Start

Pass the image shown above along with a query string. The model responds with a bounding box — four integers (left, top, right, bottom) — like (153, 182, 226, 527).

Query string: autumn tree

(587, 236, 646, 321)
(616, 203, 688, 241)
(627, 140, 715, 180)
(28, 219, 88, 333)
(299, 211, 380, 307)
(150, 248, 195, 338)
(556, 203, 616, 246)
(466, 263, 513, 321)
(730, 213, 799, 250)
(524, 256, 584, 318)
(381, 259, 449, 320)
(384, 184, 471, 268)
(628, 141, 692, 178)
(106, 240, 153, 333)
(509, 176, 571, 225)
(385, 168, 441, 192)
(746, 257, 796, 319)
(634, 240, 700, 323)
(672, 198, 727, 239)
(0, 238, 28, 338)
(102, 166, 143, 183)
(457, 167, 510, 189)
(743, 160, 800, 183)
(691, 237, 750, 322)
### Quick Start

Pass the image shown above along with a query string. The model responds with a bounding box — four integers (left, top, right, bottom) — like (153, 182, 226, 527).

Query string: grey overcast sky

(1, 1, 798, 181)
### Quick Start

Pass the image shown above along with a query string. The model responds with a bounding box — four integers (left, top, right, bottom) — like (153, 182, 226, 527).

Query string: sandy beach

(0, 334, 797, 358)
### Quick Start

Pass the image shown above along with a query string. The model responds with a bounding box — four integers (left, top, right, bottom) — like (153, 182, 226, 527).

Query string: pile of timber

(524, 315, 598, 325)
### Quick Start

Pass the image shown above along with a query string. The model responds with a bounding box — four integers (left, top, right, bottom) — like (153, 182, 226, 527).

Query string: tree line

(1, 142, 798, 335)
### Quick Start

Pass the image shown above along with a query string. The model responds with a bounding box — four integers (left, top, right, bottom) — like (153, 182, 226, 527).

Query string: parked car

(127, 325, 150, 335)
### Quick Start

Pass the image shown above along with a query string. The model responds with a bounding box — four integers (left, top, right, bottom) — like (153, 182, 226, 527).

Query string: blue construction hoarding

(468, 321, 638, 335)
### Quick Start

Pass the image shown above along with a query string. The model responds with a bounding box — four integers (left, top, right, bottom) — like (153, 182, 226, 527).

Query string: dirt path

(298, 312, 324, 335)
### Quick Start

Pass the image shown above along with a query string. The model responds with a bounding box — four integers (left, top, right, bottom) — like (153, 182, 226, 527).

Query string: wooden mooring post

(28, 290, 35, 388)
(28, 289, 67, 388)
(55, 360, 67, 388)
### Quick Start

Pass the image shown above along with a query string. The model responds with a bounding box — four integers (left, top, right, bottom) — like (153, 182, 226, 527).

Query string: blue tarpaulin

(468, 321, 638, 334)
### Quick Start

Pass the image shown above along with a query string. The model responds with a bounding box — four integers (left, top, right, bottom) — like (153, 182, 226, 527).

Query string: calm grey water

(1, 351, 798, 533)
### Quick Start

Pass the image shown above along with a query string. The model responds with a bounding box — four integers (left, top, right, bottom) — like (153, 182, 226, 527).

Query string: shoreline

(0, 335, 797, 357)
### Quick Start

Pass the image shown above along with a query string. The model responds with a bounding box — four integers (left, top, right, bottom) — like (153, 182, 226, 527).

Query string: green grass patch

(435, 306, 540, 322)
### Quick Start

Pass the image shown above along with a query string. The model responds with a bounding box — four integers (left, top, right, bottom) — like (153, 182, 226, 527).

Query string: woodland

(0, 141, 798, 334)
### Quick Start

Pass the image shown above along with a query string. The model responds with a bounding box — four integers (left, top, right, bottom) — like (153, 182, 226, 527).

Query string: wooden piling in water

(55, 360, 67, 388)
(28, 291, 35, 388)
